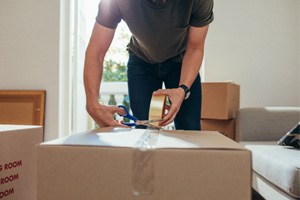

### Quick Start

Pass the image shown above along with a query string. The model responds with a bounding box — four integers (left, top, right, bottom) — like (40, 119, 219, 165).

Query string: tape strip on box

(132, 94, 167, 195)
(132, 129, 159, 196)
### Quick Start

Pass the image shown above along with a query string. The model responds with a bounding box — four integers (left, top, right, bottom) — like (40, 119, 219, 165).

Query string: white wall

(205, 0, 300, 107)
(0, 0, 61, 141)
(299, 2, 300, 105)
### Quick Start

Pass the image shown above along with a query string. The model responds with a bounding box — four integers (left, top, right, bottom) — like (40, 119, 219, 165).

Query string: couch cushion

(236, 107, 300, 141)
(242, 141, 300, 198)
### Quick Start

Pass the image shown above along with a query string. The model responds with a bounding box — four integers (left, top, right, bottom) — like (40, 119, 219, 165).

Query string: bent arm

(156, 25, 209, 126)
(180, 25, 209, 88)
(84, 22, 115, 106)
(84, 23, 126, 127)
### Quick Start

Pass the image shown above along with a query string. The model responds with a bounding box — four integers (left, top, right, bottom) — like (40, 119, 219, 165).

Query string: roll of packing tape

(148, 95, 167, 127)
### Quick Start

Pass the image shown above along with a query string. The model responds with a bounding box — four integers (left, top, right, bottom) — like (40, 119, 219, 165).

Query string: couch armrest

(235, 107, 300, 142)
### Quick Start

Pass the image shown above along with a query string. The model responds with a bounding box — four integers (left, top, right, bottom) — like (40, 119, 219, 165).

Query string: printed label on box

(0, 160, 23, 199)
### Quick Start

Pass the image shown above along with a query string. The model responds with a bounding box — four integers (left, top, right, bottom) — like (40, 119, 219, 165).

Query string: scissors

(117, 105, 162, 129)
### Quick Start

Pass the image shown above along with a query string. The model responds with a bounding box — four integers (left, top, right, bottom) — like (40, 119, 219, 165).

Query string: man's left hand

(152, 88, 185, 126)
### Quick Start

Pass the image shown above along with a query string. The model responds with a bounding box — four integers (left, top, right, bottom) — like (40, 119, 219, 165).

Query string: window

(69, 0, 132, 131)
(67, 0, 205, 132)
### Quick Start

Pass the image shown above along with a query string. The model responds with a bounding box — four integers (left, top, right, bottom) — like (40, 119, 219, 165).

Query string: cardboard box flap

(0, 124, 41, 132)
(202, 81, 237, 84)
(158, 130, 245, 150)
(43, 128, 142, 147)
(42, 127, 246, 150)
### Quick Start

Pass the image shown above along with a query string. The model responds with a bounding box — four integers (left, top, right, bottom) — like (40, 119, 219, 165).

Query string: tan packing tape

(148, 95, 167, 127)
(131, 95, 166, 195)
(132, 129, 159, 196)
(131, 95, 167, 195)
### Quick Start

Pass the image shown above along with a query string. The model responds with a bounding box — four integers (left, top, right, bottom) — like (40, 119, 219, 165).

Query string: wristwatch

(179, 84, 191, 100)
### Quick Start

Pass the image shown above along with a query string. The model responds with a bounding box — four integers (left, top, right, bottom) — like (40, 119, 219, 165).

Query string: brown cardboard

(0, 90, 46, 126)
(0, 125, 43, 200)
(37, 128, 251, 200)
(201, 119, 236, 140)
(201, 82, 240, 120)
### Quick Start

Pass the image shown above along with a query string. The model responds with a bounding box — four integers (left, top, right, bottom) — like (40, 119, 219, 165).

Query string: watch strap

(179, 84, 190, 100)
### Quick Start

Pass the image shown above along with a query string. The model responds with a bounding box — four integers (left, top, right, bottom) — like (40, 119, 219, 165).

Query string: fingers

(160, 104, 178, 126)
(95, 116, 128, 128)
(155, 88, 185, 126)
(109, 105, 126, 116)
(160, 115, 174, 126)
(89, 89, 185, 128)
(87, 104, 129, 128)
(153, 89, 168, 96)
(110, 120, 129, 128)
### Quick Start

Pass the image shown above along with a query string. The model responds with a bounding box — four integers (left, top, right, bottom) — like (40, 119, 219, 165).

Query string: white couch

(236, 107, 300, 200)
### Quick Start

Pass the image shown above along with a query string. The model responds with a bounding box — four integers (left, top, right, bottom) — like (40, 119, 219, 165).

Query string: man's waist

(127, 48, 184, 64)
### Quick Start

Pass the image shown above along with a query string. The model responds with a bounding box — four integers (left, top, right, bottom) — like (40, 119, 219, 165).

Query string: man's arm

(84, 22, 126, 127)
(154, 25, 209, 126)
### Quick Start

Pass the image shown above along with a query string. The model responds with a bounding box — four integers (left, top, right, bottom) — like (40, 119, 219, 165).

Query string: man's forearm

(180, 48, 204, 88)
(179, 25, 208, 89)
(84, 23, 115, 108)
(84, 53, 104, 106)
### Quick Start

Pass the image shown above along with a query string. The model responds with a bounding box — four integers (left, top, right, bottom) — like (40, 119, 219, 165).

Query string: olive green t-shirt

(96, 0, 214, 63)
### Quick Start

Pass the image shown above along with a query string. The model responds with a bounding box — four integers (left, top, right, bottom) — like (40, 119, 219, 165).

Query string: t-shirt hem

(190, 17, 214, 27)
(95, 18, 118, 30)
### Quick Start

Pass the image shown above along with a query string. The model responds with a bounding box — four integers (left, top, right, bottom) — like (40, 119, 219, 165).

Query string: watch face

(179, 84, 190, 100)
(185, 91, 191, 100)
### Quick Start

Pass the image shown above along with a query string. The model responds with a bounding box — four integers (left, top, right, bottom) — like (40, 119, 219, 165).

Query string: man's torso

(97, 0, 213, 63)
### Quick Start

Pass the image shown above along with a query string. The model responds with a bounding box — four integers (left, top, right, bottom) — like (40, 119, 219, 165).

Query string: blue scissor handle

(117, 105, 138, 125)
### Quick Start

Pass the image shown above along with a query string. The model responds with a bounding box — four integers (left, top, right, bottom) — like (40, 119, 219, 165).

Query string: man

(84, 0, 214, 130)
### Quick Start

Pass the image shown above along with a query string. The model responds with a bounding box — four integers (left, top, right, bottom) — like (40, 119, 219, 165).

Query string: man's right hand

(86, 102, 127, 128)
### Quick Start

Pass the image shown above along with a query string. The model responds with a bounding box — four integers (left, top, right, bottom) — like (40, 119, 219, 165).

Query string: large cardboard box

(201, 119, 235, 140)
(0, 125, 43, 200)
(37, 128, 251, 200)
(201, 82, 240, 120)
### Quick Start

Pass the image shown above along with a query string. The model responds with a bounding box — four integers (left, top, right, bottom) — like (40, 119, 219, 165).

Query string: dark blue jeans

(127, 53, 201, 130)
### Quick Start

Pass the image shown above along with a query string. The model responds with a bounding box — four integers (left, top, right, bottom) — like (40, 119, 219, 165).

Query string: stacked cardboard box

(0, 125, 43, 200)
(37, 128, 251, 200)
(201, 82, 240, 140)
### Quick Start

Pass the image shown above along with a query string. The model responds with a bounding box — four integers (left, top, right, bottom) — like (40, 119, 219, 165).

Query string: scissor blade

(144, 124, 162, 130)
(142, 119, 162, 123)
(136, 119, 162, 125)
(134, 120, 162, 130)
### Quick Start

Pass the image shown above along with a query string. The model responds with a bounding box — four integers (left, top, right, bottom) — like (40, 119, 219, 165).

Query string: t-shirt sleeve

(190, 0, 214, 27)
(95, 0, 122, 29)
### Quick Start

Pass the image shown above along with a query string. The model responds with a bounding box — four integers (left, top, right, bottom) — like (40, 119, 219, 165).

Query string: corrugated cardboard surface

(0, 125, 43, 200)
(0, 90, 46, 126)
(201, 119, 235, 140)
(38, 128, 251, 200)
(201, 82, 240, 120)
